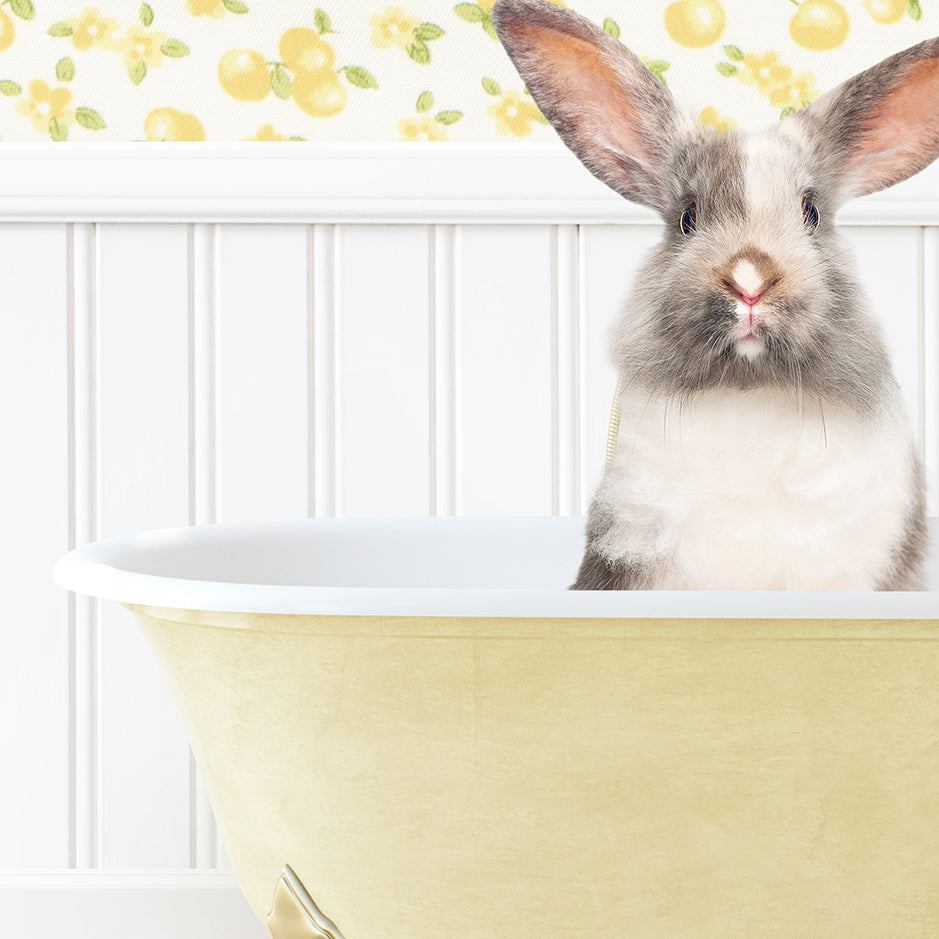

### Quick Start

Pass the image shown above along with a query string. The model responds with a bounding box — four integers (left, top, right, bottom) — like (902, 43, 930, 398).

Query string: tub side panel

(133, 610, 939, 939)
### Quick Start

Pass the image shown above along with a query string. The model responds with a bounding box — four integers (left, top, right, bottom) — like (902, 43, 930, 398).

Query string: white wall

(0, 143, 937, 938)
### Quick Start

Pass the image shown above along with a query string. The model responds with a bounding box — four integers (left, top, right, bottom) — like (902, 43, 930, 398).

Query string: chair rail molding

(0, 141, 936, 225)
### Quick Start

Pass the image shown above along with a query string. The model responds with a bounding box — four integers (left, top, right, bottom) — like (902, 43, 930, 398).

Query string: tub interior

(83, 515, 939, 590)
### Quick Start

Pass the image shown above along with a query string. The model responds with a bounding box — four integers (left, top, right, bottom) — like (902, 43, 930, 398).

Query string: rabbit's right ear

(492, 0, 696, 213)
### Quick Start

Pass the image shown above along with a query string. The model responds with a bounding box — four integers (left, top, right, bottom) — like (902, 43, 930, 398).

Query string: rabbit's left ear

(791, 37, 939, 202)
(492, 0, 696, 213)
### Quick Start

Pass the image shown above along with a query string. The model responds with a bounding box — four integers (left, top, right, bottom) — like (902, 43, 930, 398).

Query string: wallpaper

(0, 0, 933, 141)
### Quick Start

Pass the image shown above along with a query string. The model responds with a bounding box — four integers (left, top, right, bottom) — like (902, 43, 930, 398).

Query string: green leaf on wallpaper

(48, 22, 74, 37)
(780, 106, 797, 121)
(908, 0, 922, 20)
(0, 81, 21, 96)
(435, 111, 463, 125)
(161, 40, 190, 58)
(482, 18, 498, 40)
(723, 45, 745, 62)
(314, 9, 335, 35)
(140, 4, 154, 27)
(128, 60, 147, 85)
(716, 62, 738, 77)
(603, 19, 620, 39)
(407, 40, 431, 64)
(481, 77, 501, 96)
(10, 0, 34, 21)
(455, 4, 487, 23)
(76, 108, 106, 130)
(414, 23, 445, 42)
(49, 117, 68, 141)
(342, 66, 378, 89)
(534, 111, 549, 125)
(417, 91, 434, 113)
(271, 65, 292, 99)
(223, 0, 250, 12)
(56, 58, 75, 83)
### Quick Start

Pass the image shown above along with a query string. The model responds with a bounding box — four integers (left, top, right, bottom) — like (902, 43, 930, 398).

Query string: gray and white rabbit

(492, 0, 934, 590)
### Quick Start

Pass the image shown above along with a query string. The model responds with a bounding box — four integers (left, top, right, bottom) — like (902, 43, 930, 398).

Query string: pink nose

(739, 291, 762, 307)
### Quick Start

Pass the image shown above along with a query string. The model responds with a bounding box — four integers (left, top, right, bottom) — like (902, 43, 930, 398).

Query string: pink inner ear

(511, 20, 653, 167)
(847, 56, 939, 196)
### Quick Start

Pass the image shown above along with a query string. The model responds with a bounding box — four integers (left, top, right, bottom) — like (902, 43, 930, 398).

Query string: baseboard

(0, 871, 267, 939)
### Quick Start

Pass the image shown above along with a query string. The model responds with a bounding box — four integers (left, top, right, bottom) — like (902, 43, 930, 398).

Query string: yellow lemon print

(292, 71, 347, 118)
(863, 0, 906, 22)
(0, 9, 14, 52)
(789, 0, 850, 51)
(279, 28, 335, 73)
(664, 0, 726, 49)
(144, 108, 206, 141)
(218, 50, 270, 101)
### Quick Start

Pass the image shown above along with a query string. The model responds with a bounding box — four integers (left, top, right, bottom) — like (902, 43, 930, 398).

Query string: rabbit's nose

(722, 250, 782, 308)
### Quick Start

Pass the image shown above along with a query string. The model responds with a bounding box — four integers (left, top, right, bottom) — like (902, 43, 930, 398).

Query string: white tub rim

(52, 515, 939, 620)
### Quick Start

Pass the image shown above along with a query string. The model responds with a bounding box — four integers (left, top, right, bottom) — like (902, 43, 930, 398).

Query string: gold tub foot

(267, 866, 345, 939)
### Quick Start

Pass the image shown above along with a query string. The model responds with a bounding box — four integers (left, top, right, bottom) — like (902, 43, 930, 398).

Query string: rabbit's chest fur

(595, 386, 914, 589)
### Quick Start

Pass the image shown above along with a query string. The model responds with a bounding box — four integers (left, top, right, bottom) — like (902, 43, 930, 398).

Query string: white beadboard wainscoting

(1, 143, 937, 938)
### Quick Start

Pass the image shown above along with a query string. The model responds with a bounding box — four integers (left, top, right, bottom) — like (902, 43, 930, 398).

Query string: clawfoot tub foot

(266, 866, 346, 939)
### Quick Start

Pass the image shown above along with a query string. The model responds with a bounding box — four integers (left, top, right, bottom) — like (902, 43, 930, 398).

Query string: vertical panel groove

(311, 224, 339, 517)
(923, 227, 939, 517)
(188, 223, 219, 870)
(431, 225, 458, 516)
(552, 224, 580, 516)
(69, 221, 98, 870)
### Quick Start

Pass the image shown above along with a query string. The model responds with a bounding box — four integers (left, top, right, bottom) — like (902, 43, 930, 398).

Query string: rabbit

(492, 0, 933, 590)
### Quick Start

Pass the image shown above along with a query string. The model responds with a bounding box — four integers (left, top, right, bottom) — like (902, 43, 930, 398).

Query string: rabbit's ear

(492, 0, 696, 213)
(791, 37, 939, 202)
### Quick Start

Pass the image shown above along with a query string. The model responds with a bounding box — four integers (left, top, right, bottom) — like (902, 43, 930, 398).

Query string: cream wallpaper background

(0, 0, 934, 141)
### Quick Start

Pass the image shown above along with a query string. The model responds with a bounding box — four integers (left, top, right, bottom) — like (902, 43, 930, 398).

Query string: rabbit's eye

(802, 196, 820, 233)
(680, 202, 697, 236)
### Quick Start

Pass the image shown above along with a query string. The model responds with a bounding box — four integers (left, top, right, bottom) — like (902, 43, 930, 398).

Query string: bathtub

(54, 515, 939, 938)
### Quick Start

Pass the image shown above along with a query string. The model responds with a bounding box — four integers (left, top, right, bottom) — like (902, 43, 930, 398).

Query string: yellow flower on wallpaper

(738, 51, 791, 93)
(718, 45, 818, 119)
(487, 88, 544, 137)
(49, 5, 190, 86)
(768, 71, 818, 110)
(144, 107, 205, 140)
(69, 8, 119, 50)
(398, 90, 462, 140)
(370, 6, 419, 49)
(118, 25, 168, 72)
(399, 115, 448, 141)
(16, 80, 74, 134)
(370, 6, 445, 64)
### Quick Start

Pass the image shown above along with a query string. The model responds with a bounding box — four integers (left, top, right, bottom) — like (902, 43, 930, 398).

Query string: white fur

(595, 387, 914, 589)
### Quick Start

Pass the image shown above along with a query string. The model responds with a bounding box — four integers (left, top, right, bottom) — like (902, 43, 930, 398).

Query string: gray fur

(492, 0, 933, 590)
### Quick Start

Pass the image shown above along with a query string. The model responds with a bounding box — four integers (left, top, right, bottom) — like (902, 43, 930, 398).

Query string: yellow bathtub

(54, 516, 939, 938)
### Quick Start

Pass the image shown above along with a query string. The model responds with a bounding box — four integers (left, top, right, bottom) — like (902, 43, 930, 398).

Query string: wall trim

(0, 870, 241, 888)
(0, 141, 936, 224)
